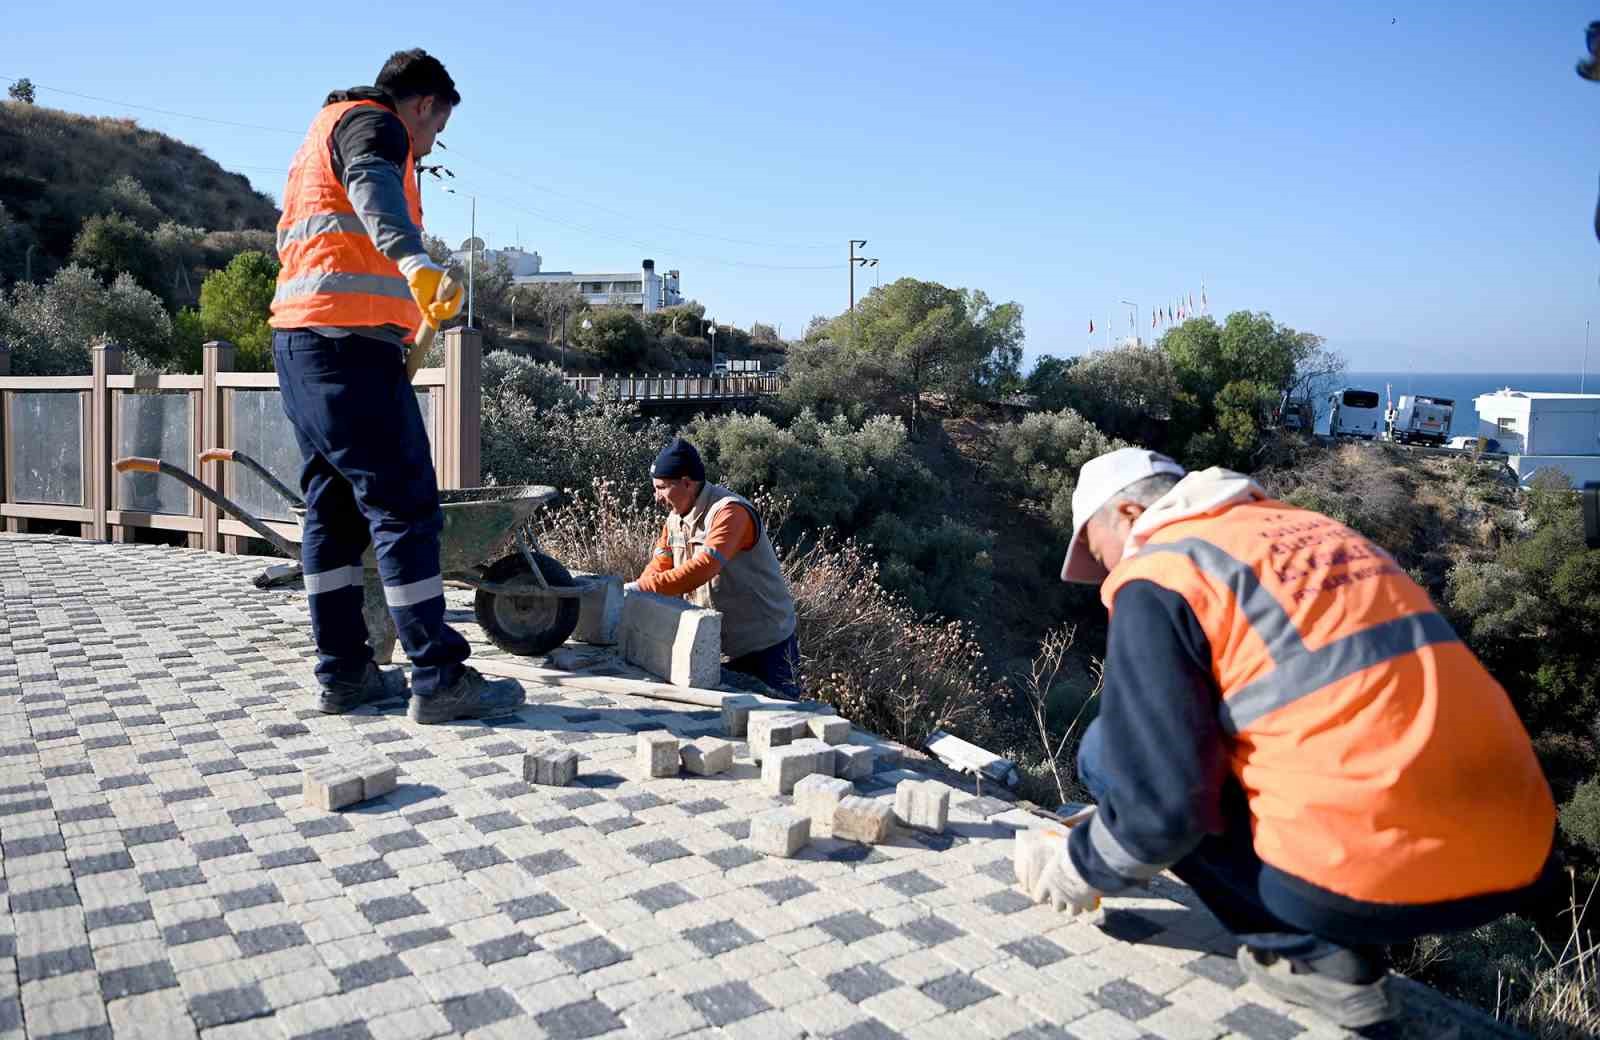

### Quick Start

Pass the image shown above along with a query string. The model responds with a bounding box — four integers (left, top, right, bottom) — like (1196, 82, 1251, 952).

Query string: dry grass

(1494, 878, 1599, 1040)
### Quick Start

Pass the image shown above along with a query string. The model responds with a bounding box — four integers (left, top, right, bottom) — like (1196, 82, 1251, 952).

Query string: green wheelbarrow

(113, 449, 583, 660)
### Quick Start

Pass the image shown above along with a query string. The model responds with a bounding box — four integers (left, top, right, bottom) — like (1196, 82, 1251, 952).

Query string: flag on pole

(1088, 319, 1094, 334)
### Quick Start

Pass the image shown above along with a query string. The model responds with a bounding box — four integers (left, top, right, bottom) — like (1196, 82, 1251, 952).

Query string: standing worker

(1015, 448, 1555, 1028)
(626, 439, 801, 698)
(269, 49, 524, 722)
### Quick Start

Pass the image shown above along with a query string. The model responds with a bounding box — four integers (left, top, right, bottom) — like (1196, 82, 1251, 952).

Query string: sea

(1315, 371, 1593, 437)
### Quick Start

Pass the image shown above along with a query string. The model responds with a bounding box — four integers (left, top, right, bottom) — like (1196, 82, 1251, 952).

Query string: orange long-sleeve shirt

(635, 503, 758, 597)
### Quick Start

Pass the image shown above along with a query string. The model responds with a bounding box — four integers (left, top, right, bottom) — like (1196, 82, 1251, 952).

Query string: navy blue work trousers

(272, 329, 469, 697)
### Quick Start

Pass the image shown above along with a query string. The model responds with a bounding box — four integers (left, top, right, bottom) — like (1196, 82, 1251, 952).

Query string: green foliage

(864, 513, 994, 617)
(1157, 312, 1337, 468)
(571, 307, 649, 367)
(0, 263, 172, 373)
(1448, 471, 1600, 735)
(102, 175, 162, 229)
(645, 301, 705, 339)
(989, 408, 1126, 532)
(806, 278, 1024, 422)
(1559, 779, 1600, 856)
(749, 321, 781, 345)
(195, 251, 278, 371)
(776, 337, 898, 423)
(69, 212, 164, 298)
(479, 351, 669, 495)
(8, 78, 35, 104)
(683, 409, 940, 539)
(1026, 346, 1179, 443)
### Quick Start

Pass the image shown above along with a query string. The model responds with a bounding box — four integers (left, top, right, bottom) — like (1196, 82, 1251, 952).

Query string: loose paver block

(572, 573, 624, 645)
(750, 809, 810, 857)
(748, 712, 811, 764)
(794, 775, 852, 837)
(834, 745, 876, 782)
(302, 756, 393, 811)
(638, 731, 681, 778)
(787, 737, 837, 777)
(721, 695, 760, 737)
(680, 737, 734, 776)
(833, 795, 895, 844)
(762, 744, 825, 796)
(524, 748, 580, 786)
(894, 780, 950, 834)
(807, 715, 851, 745)
(619, 590, 722, 687)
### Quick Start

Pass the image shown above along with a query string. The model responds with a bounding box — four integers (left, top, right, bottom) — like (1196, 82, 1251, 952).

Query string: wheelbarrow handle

(113, 455, 302, 561)
(199, 447, 305, 509)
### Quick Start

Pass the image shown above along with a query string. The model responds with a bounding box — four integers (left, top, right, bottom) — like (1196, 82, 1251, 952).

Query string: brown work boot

(1237, 947, 1399, 1028)
(317, 662, 407, 714)
(407, 667, 526, 725)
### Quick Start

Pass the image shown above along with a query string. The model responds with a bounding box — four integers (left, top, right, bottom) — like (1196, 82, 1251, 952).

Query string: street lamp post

(1120, 300, 1139, 345)
(707, 319, 718, 375)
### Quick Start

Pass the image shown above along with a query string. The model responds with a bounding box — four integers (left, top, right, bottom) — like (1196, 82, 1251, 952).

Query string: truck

(1386, 394, 1455, 446)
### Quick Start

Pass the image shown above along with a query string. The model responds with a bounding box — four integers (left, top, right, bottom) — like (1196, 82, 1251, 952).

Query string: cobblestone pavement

(0, 536, 1519, 1039)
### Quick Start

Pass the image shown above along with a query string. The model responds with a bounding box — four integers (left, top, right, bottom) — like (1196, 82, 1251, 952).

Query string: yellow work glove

(1014, 826, 1103, 916)
(400, 256, 464, 325)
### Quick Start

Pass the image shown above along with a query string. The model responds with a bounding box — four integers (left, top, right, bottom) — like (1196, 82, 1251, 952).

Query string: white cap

(1059, 448, 1186, 583)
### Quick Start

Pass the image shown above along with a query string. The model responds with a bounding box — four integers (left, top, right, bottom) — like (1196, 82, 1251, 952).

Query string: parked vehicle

(1275, 393, 1314, 432)
(1387, 394, 1455, 446)
(1328, 387, 1384, 439)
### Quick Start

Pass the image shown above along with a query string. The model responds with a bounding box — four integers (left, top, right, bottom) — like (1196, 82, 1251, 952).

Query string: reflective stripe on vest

(269, 99, 423, 333)
(1134, 538, 1462, 734)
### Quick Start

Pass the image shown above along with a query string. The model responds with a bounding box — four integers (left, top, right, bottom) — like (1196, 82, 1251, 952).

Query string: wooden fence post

(0, 343, 14, 532)
(90, 341, 124, 542)
(442, 326, 481, 489)
(202, 340, 235, 552)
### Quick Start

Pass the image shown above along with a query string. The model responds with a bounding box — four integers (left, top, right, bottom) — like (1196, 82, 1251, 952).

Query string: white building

(1474, 389, 1600, 486)
(512, 259, 682, 314)
(450, 244, 544, 278)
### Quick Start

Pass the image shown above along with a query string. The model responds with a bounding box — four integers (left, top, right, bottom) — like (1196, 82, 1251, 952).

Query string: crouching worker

(1015, 447, 1556, 1029)
(625, 438, 801, 698)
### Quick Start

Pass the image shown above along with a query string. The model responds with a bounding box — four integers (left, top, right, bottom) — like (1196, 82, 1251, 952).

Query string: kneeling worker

(1015, 447, 1555, 1028)
(626, 439, 800, 698)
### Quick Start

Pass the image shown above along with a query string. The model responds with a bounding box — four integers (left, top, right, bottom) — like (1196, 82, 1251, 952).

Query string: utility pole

(1585, 320, 1591, 394)
(467, 195, 476, 328)
(848, 239, 867, 344)
(1120, 300, 1139, 346)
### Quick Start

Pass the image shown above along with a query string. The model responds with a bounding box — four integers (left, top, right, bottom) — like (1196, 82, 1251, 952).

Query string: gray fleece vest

(666, 483, 797, 658)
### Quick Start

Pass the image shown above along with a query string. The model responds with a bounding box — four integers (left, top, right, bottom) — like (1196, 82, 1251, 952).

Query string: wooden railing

(562, 372, 783, 402)
(0, 329, 484, 552)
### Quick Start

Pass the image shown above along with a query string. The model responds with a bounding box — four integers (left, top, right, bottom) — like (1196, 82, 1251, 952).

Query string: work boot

(318, 662, 407, 714)
(1237, 947, 1398, 1028)
(407, 667, 526, 725)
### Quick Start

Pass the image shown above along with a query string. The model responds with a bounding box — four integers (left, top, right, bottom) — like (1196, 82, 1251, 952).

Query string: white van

(1328, 388, 1384, 439)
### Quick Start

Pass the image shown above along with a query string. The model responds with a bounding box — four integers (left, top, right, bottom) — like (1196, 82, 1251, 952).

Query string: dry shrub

(783, 538, 998, 746)
(1494, 878, 1599, 1039)
(537, 479, 999, 749)
(534, 478, 660, 580)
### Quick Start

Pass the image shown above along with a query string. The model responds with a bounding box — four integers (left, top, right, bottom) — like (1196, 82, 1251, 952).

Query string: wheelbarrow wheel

(473, 552, 581, 656)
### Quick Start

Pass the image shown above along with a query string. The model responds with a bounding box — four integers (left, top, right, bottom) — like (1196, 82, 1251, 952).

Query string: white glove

(1014, 826, 1102, 915)
(623, 581, 640, 594)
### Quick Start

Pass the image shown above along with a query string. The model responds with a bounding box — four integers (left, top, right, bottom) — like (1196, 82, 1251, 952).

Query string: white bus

(1328, 388, 1384, 439)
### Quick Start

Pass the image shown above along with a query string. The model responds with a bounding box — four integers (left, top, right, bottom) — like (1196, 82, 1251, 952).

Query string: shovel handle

(407, 268, 462, 382)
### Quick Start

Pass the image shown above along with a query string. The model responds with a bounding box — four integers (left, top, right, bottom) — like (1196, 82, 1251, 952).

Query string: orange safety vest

(269, 100, 423, 335)
(1101, 490, 1554, 906)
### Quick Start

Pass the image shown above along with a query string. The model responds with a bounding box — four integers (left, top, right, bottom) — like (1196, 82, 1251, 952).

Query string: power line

(2, 74, 299, 135)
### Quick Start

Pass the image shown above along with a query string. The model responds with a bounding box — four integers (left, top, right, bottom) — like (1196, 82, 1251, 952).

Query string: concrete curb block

(619, 591, 721, 688)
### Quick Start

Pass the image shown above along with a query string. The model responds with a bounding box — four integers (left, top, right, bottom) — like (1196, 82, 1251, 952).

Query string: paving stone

(747, 712, 810, 764)
(815, 912, 886, 945)
(1001, 935, 1069, 968)
(682, 920, 759, 958)
(920, 973, 998, 1012)
(750, 808, 811, 857)
(881, 870, 944, 898)
(1219, 1003, 1305, 1040)
(439, 987, 522, 1033)
(807, 715, 851, 745)
(188, 983, 273, 1029)
(893, 781, 949, 834)
(683, 981, 772, 1027)
(524, 748, 580, 786)
(471, 932, 539, 966)
(535, 997, 625, 1039)
(632, 883, 695, 912)
(826, 963, 900, 1004)
(832, 796, 894, 844)
(763, 744, 825, 796)
(794, 775, 852, 837)
(898, 916, 964, 947)
(721, 695, 760, 738)
(833, 745, 876, 782)
(555, 936, 630, 974)
(679, 736, 734, 776)
(637, 731, 681, 778)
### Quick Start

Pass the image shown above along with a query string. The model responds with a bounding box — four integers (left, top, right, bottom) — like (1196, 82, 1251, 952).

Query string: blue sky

(8, 1, 1600, 372)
